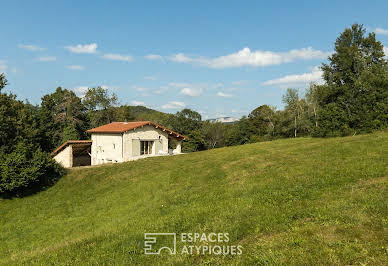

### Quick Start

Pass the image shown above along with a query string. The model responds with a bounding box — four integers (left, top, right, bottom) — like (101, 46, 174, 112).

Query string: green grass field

(1, 132, 387, 265)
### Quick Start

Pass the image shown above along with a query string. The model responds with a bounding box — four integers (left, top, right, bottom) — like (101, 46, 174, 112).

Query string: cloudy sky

(1, 1, 388, 119)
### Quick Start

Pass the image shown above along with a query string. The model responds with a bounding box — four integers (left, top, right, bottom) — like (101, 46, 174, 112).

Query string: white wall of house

(123, 125, 169, 159)
(53, 145, 72, 168)
(91, 133, 123, 165)
(91, 125, 172, 165)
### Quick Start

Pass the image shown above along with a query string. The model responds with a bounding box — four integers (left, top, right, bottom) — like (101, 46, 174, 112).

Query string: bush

(0, 142, 65, 198)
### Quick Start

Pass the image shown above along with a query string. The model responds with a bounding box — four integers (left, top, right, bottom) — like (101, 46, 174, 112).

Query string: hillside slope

(1, 132, 387, 265)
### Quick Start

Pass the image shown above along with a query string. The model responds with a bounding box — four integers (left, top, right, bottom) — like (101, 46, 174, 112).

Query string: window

(113, 143, 116, 149)
(140, 141, 154, 155)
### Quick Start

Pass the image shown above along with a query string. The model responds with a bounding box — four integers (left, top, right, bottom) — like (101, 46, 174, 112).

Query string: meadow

(1, 132, 387, 265)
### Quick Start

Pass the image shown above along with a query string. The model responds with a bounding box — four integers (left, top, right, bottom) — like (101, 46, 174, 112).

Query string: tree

(201, 121, 227, 149)
(248, 105, 276, 136)
(114, 105, 135, 122)
(282, 88, 310, 137)
(168, 109, 204, 152)
(225, 116, 255, 146)
(0, 75, 39, 153)
(169, 108, 202, 133)
(316, 24, 388, 136)
(0, 142, 64, 198)
(0, 75, 64, 197)
(305, 83, 320, 129)
(38, 87, 86, 151)
(0, 73, 7, 91)
(83, 87, 118, 128)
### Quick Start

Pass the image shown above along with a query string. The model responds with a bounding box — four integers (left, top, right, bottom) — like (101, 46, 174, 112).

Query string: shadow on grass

(0, 165, 67, 199)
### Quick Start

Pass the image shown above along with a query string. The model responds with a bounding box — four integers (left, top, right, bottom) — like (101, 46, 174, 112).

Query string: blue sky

(1, 1, 388, 119)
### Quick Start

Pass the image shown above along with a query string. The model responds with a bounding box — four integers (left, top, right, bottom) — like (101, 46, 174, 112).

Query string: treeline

(148, 25, 388, 150)
(1, 24, 387, 197)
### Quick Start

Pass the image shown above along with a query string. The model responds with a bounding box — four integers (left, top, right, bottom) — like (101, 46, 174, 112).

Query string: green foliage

(0, 73, 7, 91)
(225, 116, 255, 146)
(315, 24, 388, 136)
(38, 87, 87, 151)
(114, 105, 135, 122)
(0, 85, 39, 154)
(248, 104, 276, 136)
(169, 108, 202, 134)
(282, 88, 311, 137)
(0, 142, 64, 198)
(201, 121, 228, 149)
(62, 124, 80, 142)
(83, 87, 119, 128)
(182, 129, 206, 152)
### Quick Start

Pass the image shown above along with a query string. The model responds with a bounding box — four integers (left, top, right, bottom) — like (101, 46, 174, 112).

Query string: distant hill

(207, 116, 239, 124)
(126, 105, 162, 118)
(1, 131, 387, 264)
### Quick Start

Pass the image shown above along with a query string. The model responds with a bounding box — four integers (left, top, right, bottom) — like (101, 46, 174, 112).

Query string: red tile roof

(86, 121, 188, 140)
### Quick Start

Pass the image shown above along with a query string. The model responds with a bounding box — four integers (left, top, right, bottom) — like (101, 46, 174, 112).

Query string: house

(51, 121, 187, 168)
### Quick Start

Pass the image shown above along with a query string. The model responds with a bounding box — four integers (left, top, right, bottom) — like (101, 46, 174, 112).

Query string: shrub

(0, 142, 65, 198)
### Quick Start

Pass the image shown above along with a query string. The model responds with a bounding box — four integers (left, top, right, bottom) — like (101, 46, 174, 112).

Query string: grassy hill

(1, 132, 387, 265)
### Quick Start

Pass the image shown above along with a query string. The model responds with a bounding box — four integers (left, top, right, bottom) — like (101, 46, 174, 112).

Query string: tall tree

(0, 75, 39, 153)
(282, 88, 309, 137)
(201, 121, 227, 149)
(225, 116, 255, 146)
(82, 87, 118, 128)
(169, 108, 202, 134)
(305, 83, 320, 129)
(248, 105, 276, 136)
(169, 109, 204, 152)
(316, 24, 388, 136)
(38, 87, 86, 150)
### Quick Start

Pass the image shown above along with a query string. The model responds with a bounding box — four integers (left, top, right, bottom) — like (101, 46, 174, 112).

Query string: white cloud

(65, 43, 98, 54)
(67, 65, 84, 70)
(72, 86, 89, 96)
(161, 101, 186, 109)
(155, 86, 168, 94)
(168, 82, 190, 87)
(168, 47, 330, 68)
(216, 92, 233, 98)
(37, 56, 56, 62)
(145, 54, 163, 60)
(224, 87, 239, 91)
(262, 66, 323, 87)
(375, 28, 388, 35)
(0, 60, 8, 73)
(11, 67, 20, 74)
(231, 80, 247, 86)
(144, 76, 157, 80)
(384, 46, 388, 57)
(180, 87, 202, 97)
(132, 85, 148, 92)
(102, 53, 133, 62)
(19, 44, 45, 51)
(169, 53, 194, 63)
(131, 100, 145, 106)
